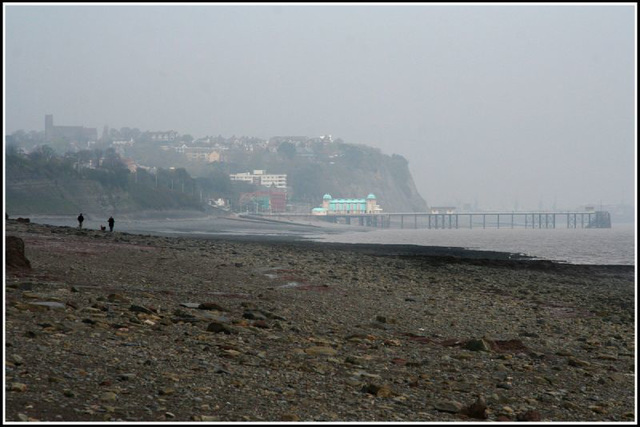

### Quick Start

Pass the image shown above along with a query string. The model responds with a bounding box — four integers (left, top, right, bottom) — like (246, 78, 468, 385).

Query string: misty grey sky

(4, 3, 636, 210)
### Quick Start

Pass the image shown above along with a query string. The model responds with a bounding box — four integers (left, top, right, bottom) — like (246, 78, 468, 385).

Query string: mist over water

(24, 214, 635, 265)
(307, 223, 636, 265)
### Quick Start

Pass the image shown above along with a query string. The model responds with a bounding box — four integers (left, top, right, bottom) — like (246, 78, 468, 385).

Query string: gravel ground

(4, 219, 636, 423)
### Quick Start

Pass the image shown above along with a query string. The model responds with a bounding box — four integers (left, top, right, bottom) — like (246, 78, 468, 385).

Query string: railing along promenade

(259, 210, 612, 229)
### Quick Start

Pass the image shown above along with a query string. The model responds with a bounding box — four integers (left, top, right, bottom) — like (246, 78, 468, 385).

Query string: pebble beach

(4, 219, 636, 423)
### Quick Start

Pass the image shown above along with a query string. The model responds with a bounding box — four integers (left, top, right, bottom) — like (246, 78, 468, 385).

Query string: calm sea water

(305, 222, 636, 266)
(21, 216, 635, 266)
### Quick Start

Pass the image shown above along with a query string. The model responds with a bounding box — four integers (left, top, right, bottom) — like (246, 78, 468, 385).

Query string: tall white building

(230, 170, 287, 189)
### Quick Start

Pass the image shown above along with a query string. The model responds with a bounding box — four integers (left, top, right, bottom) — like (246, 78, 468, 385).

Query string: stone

(63, 389, 77, 398)
(100, 392, 117, 402)
(118, 373, 137, 381)
(22, 292, 42, 299)
(107, 293, 130, 303)
(281, 413, 301, 421)
(192, 415, 220, 421)
(462, 396, 488, 419)
(435, 400, 464, 413)
(304, 346, 337, 356)
(6, 236, 31, 270)
(252, 320, 270, 329)
(361, 383, 393, 398)
(207, 321, 237, 335)
(568, 357, 591, 367)
(28, 302, 67, 311)
(517, 410, 542, 421)
(464, 339, 492, 352)
(130, 304, 156, 314)
(179, 303, 201, 309)
(198, 302, 228, 311)
(243, 310, 267, 320)
(11, 383, 28, 392)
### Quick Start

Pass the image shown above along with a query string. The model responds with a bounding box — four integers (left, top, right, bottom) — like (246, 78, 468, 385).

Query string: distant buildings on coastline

(237, 189, 287, 213)
(45, 114, 97, 143)
(430, 206, 457, 214)
(312, 193, 382, 215)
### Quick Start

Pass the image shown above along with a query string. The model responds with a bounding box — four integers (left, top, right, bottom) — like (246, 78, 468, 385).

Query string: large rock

(435, 400, 464, 413)
(462, 396, 488, 419)
(207, 321, 238, 335)
(464, 339, 492, 352)
(6, 236, 31, 270)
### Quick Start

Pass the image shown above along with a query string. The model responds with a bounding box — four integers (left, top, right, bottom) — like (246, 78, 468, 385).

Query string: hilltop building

(175, 145, 223, 163)
(148, 131, 178, 142)
(44, 114, 97, 143)
(312, 193, 382, 215)
(230, 170, 287, 189)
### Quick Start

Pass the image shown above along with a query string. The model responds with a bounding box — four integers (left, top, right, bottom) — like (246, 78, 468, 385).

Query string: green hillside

(5, 136, 428, 216)
(5, 146, 204, 217)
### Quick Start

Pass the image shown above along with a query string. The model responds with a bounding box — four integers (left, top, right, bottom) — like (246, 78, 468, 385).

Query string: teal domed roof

(367, 193, 376, 199)
(323, 194, 332, 200)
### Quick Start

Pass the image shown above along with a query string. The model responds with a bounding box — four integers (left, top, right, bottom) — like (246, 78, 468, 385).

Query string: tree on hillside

(28, 145, 57, 163)
(101, 148, 122, 169)
(6, 144, 21, 158)
(119, 127, 141, 141)
(277, 142, 296, 159)
(289, 163, 325, 203)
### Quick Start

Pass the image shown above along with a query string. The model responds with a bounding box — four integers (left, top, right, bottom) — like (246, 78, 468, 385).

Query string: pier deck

(260, 211, 612, 229)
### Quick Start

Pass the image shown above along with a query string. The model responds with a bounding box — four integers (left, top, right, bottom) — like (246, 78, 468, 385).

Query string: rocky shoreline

(4, 219, 636, 422)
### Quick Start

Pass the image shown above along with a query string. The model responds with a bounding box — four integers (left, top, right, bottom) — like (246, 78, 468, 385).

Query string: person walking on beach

(108, 216, 115, 232)
(77, 213, 84, 229)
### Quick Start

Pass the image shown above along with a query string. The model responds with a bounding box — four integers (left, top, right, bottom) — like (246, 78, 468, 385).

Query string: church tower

(45, 114, 54, 141)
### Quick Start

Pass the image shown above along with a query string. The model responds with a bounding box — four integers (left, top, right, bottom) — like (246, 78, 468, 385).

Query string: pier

(262, 210, 612, 229)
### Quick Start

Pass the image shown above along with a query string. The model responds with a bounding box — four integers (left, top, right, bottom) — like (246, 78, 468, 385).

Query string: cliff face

(283, 144, 427, 212)
(6, 178, 137, 217)
(7, 178, 110, 216)
(317, 152, 426, 212)
(5, 174, 206, 219)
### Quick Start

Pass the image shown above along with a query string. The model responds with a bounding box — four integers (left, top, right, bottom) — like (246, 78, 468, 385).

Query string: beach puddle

(278, 282, 304, 288)
(277, 282, 332, 292)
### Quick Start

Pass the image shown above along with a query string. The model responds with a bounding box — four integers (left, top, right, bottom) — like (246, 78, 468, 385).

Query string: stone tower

(45, 114, 54, 141)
